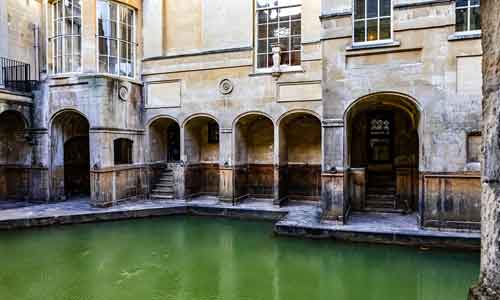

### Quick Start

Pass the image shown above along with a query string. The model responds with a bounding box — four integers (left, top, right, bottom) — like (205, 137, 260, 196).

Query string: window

(353, 0, 392, 43)
(50, 0, 82, 74)
(114, 138, 133, 165)
(97, 0, 136, 78)
(456, 0, 480, 33)
(467, 132, 481, 163)
(256, 0, 301, 69)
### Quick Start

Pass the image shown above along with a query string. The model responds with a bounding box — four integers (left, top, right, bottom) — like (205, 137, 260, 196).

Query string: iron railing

(0, 57, 38, 93)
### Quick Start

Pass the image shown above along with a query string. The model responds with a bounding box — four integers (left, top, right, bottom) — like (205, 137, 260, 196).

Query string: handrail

(0, 57, 38, 93)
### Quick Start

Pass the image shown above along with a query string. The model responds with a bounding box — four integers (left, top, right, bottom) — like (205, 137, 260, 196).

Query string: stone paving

(0, 197, 480, 249)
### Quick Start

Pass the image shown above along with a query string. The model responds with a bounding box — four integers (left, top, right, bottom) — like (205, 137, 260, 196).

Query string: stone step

(159, 178, 174, 183)
(155, 183, 174, 188)
(367, 187, 396, 193)
(152, 190, 174, 196)
(151, 194, 174, 200)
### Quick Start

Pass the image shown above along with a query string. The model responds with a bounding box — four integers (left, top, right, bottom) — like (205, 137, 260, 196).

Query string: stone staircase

(365, 172, 398, 212)
(151, 168, 175, 200)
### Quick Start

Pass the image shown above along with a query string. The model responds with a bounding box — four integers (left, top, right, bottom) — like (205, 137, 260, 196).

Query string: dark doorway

(167, 123, 180, 161)
(64, 136, 90, 197)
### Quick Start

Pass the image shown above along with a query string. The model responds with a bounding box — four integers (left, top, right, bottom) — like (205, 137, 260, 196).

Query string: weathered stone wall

(320, 0, 482, 225)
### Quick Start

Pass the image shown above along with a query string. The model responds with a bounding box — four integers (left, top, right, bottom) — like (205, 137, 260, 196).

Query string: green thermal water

(0, 217, 478, 300)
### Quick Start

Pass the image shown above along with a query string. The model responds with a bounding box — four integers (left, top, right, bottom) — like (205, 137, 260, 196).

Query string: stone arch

(183, 114, 221, 199)
(344, 92, 421, 213)
(49, 109, 91, 200)
(147, 116, 181, 163)
(277, 110, 322, 203)
(233, 112, 275, 201)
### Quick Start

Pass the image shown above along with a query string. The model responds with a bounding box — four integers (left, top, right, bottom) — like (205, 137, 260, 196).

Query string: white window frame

(95, 0, 137, 79)
(50, 0, 82, 75)
(352, 0, 393, 46)
(254, 0, 303, 72)
(455, 0, 481, 34)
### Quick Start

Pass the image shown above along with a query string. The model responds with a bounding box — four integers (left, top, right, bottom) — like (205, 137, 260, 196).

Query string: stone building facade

(0, 0, 483, 231)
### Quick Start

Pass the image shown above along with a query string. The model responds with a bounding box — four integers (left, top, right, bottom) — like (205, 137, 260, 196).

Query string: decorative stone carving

(271, 44, 282, 78)
(219, 79, 233, 95)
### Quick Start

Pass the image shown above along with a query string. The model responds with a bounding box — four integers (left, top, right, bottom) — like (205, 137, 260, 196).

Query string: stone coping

(0, 198, 480, 250)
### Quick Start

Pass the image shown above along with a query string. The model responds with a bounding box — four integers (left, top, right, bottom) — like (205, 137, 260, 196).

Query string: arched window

(114, 138, 133, 165)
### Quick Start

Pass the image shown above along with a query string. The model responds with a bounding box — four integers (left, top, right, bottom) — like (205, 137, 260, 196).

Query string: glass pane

(268, 38, 278, 52)
(127, 9, 134, 25)
(72, 18, 81, 35)
(56, 19, 63, 36)
(129, 59, 134, 77)
(120, 41, 128, 60)
(97, 1, 109, 20)
(291, 36, 301, 51)
(367, 19, 378, 41)
(267, 54, 273, 68)
(257, 54, 267, 68)
(120, 7, 128, 24)
(110, 21, 117, 38)
(380, 18, 391, 39)
(279, 21, 290, 38)
(279, 0, 300, 6)
(120, 58, 128, 76)
(64, 1, 72, 18)
(64, 37, 72, 55)
(367, 0, 378, 18)
(64, 18, 72, 35)
(456, 0, 468, 7)
(258, 10, 268, 24)
(470, 7, 481, 30)
(456, 8, 467, 32)
(110, 40, 118, 56)
(279, 8, 291, 22)
(64, 55, 72, 72)
(291, 20, 301, 35)
(56, 56, 62, 73)
(470, 0, 480, 5)
(97, 19, 106, 36)
(120, 23, 128, 40)
(99, 37, 108, 55)
(127, 26, 133, 43)
(354, 0, 365, 19)
(269, 23, 278, 38)
(73, 37, 81, 55)
(269, 9, 278, 22)
(99, 55, 108, 73)
(291, 51, 300, 66)
(258, 24, 268, 39)
(281, 51, 290, 65)
(354, 20, 365, 42)
(380, 0, 391, 17)
(73, 0, 82, 17)
(57, 1, 63, 19)
(110, 3, 117, 20)
(109, 57, 118, 75)
(279, 37, 290, 51)
(73, 55, 81, 72)
(256, 0, 270, 9)
(257, 39, 267, 54)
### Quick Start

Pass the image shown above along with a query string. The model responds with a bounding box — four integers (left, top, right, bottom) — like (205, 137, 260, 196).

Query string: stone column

(469, 1, 500, 299)
(321, 118, 345, 223)
(219, 128, 234, 202)
(81, 0, 97, 73)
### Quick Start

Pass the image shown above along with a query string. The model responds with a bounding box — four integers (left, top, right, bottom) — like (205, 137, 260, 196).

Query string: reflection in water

(0, 217, 478, 300)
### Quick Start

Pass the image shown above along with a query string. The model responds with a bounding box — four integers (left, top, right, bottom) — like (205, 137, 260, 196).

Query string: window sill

(48, 73, 142, 85)
(448, 31, 481, 42)
(249, 66, 305, 77)
(346, 40, 401, 51)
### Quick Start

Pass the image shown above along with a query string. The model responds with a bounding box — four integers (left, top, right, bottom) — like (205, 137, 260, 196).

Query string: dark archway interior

(184, 117, 220, 198)
(347, 95, 419, 212)
(51, 112, 90, 200)
(64, 136, 90, 197)
(234, 114, 274, 200)
(149, 118, 180, 162)
(279, 113, 322, 202)
(0, 111, 31, 200)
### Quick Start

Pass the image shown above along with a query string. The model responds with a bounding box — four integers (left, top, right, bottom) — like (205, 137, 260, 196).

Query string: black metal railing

(0, 57, 38, 93)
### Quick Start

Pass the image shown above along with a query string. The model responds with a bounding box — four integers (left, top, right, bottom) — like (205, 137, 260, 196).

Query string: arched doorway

(346, 93, 420, 213)
(0, 111, 31, 200)
(50, 111, 90, 200)
(278, 111, 322, 203)
(234, 113, 274, 201)
(183, 115, 220, 198)
(149, 117, 181, 162)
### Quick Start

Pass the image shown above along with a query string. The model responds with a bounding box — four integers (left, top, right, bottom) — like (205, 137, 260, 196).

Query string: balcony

(0, 57, 38, 93)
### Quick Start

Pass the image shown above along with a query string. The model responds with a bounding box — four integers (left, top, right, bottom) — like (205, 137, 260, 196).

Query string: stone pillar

(469, 1, 500, 299)
(219, 128, 234, 202)
(143, 0, 164, 58)
(81, 0, 97, 73)
(321, 118, 345, 223)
